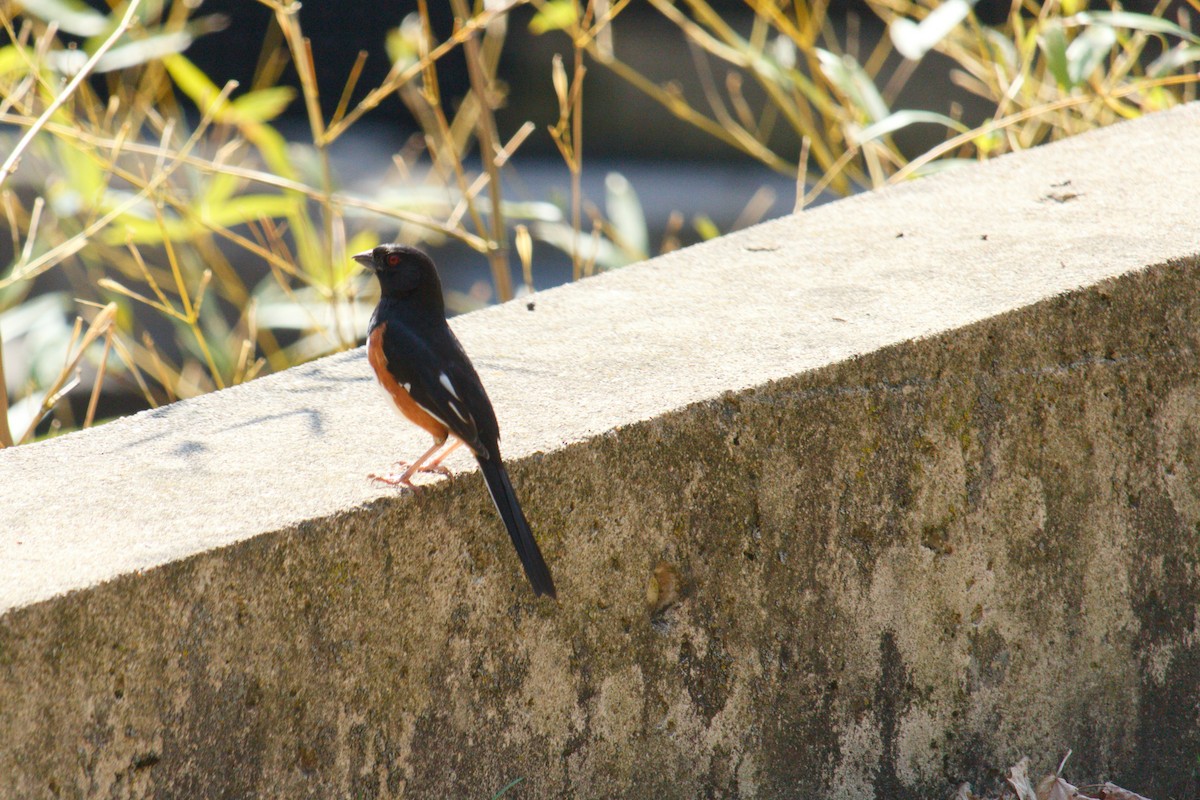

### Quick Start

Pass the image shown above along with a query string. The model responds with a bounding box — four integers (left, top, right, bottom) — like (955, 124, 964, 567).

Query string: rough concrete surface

(3, 105, 1200, 798)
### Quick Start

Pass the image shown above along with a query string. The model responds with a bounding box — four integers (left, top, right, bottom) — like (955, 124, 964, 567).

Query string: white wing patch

(438, 372, 461, 400)
(413, 399, 451, 429)
(447, 400, 471, 425)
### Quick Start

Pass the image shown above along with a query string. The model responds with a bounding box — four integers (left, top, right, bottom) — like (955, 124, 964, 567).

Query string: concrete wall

(3, 105, 1200, 798)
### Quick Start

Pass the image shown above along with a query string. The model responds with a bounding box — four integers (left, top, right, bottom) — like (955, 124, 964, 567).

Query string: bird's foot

(368, 471, 416, 489)
(389, 459, 451, 477)
(369, 461, 451, 489)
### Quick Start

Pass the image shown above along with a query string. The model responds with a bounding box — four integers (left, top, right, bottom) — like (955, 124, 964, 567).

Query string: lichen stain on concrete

(4, 260, 1200, 797)
(1155, 382, 1200, 527)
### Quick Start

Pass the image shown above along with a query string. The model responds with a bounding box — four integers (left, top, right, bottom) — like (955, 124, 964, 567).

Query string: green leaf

(202, 171, 242, 209)
(7, 391, 47, 440)
(46, 30, 195, 75)
(0, 291, 70, 340)
(889, 0, 978, 61)
(854, 109, 969, 145)
(96, 30, 194, 72)
(1065, 24, 1116, 87)
(243, 123, 296, 181)
(492, 777, 526, 800)
(163, 53, 231, 119)
(604, 172, 648, 260)
(816, 49, 890, 124)
(497, 200, 563, 222)
(36, 14, 227, 75)
(16, 0, 108, 36)
(1070, 11, 1200, 45)
(346, 231, 378, 257)
(972, 128, 1005, 156)
(50, 139, 105, 209)
(104, 213, 190, 244)
(529, 0, 577, 34)
(231, 86, 296, 123)
(769, 35, 797, 70)
(1039, 22, 1071, 89)
(1140, 85, 1175, 111)
(0, 292, 73, 392)
(906, 158, 976, 177)
(1149, 44, 1200, 78)
(981, 27, 1018, 71)
(693, 215, 720, 241)
(0, 46, 29, 76)
(164, 53, 295, 168)
(201, 194, 300, 228)
(253, 280, 373, 335)
(533, 220, 624, 269)
(386, 15, 422, 70)
(104, 194, 299, 244)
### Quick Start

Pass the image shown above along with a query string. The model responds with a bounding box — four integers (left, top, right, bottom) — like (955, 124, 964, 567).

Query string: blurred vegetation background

(1, 0, 1196, 446)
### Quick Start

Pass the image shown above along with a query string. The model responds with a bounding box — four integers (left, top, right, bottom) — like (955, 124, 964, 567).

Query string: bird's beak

(352, 250, 375, 270)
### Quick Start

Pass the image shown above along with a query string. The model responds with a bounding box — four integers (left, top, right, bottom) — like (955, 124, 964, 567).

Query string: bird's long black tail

(477, 457, 557, 599)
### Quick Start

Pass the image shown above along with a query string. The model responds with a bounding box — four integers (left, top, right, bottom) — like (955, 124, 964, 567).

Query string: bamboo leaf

(816, 49, 890, 123)
(889, 0, 979, 60)
(50, 139, 105, 210)
(605, 172, 648, 260)
(1070, 11, 1200, 44)
(854, 109, 969, 145)
(0, 46, 29, 76)
(694, 215, 720, 241)
(386, 14, 422, 70)
(906, 157, 976, 177)
(529, 0, 577, 34)
(533, 220, 624, 269)
(15, 0, 108, 36)
(1149, 44, 1200, 78)
(230, 86, 296, 123)
(202, 171, 242, 209)
(162, 53, 232, 120)
(243, 123, 296, 181)
(47, 30, 193, 75)
(1039, 22, 1071, 89)
(202, 194, 301, 228)
(981, 27, 1018, 71)
(1066, 24, 1116, 86)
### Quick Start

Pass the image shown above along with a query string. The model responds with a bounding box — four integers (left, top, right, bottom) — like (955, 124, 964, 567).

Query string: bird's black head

(354, 243, 444, 314)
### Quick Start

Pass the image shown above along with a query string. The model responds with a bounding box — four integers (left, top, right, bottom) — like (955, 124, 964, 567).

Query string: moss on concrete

(4, 257, 1200, 798)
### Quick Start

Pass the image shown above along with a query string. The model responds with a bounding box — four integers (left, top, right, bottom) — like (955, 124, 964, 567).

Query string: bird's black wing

(377, 317, 499, 458)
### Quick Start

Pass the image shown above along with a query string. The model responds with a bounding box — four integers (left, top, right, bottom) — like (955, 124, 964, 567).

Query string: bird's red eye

(387, 253, 401, 266)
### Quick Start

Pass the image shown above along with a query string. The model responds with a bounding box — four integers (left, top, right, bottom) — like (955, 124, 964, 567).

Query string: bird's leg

(370, 438, 447, 488)
(419, 438, 464, 476)
(388, 437, 462, 476)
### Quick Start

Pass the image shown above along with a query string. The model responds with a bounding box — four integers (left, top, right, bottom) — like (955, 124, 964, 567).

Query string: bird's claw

(369, 463, 451, 489)
(388, 459, 450, 476)
(368, 472, 416, 489)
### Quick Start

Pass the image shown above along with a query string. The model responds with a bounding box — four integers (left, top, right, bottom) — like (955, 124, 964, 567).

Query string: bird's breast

(367, 323, 450, 440)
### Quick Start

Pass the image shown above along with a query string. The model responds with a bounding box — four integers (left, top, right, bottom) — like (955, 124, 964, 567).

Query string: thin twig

(18, 304, 117, 444)
(84, 325, 115, 428)
(0, 0, 143, 189)
(0, 325, 12, 447)
(452, 0, 513, 300)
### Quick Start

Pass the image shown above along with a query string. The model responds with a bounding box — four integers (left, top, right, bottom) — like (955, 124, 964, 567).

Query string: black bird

(355, 244, 556, 599)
